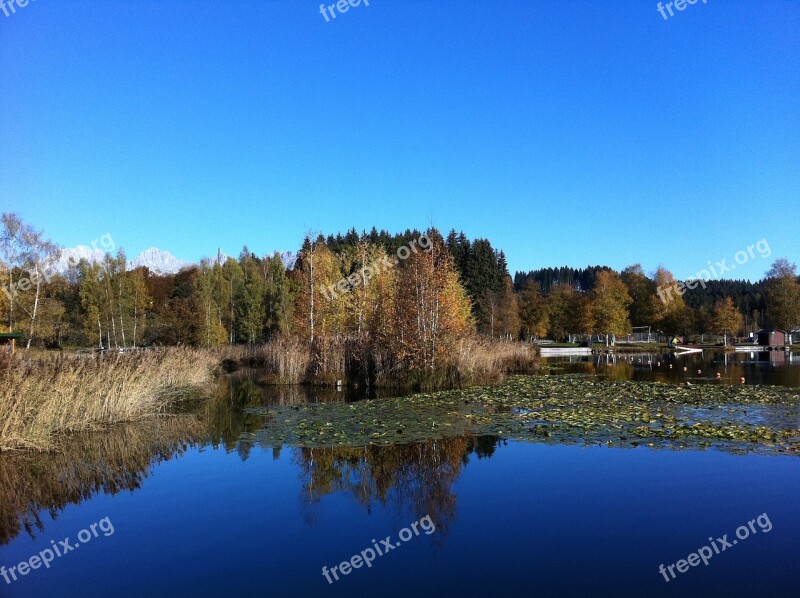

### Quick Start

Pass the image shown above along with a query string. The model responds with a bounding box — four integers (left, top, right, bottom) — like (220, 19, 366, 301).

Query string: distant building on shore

(757, 329, 786, 347)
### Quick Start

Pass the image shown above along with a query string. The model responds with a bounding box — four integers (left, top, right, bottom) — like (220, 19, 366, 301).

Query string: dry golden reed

(455, 338, 538, 383)
(220, 336, 537, 389)
(220, 336, 312, 383)
(0, 349, 216, 451)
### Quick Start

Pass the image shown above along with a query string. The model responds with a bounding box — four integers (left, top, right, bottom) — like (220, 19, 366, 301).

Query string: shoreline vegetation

(0, 349, 216, 451)
(2, 213, 797, 361)
(218, 336, 537, 389)
(0, 339, 537, 452)
(1, 214, 798, 453)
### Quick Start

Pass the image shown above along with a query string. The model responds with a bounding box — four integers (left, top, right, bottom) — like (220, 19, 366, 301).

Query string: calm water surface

(1, 360, 799, 597)
(547, 350, 800, 386)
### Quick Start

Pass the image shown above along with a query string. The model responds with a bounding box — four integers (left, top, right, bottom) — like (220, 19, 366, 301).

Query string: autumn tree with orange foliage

(288, 230, 474, 379)
(712, 296, 744, 346)
(392, 231, 474, 372)
(591, 270, 632, 345)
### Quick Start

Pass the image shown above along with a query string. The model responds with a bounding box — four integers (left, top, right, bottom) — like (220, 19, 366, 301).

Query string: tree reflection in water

(287, 435, 504, 536)
(0, 370, 504, 546)
(0, 415, 206, 545)
(5, 362, 799, 548)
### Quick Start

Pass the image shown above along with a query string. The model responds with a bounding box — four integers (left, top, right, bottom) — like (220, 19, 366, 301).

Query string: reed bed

(220, 337, 312, 383)
(455, 338, 538, 383)
(389, 338, 539, 390)
(221, 336, 538, 390)
(0, 349, 216, 451)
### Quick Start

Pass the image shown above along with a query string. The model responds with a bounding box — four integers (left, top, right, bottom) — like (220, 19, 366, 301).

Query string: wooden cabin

(757, 329, 786, 348)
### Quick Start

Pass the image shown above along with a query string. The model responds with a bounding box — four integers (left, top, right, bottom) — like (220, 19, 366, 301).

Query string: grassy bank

(0, 349, 216, 452)
(220, 337, 538, 390)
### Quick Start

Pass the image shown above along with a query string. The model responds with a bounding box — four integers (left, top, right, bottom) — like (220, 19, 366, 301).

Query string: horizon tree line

(1, 214, 798, 353)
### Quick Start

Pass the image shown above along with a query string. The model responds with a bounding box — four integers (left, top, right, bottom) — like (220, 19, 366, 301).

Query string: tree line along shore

(2, 214, 798, 355)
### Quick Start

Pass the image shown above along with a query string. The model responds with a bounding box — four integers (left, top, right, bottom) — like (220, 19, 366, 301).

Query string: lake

(546, 349, 800, 387)
(1, 355, 799, 597)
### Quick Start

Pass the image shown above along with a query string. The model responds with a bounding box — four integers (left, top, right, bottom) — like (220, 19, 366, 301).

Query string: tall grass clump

(453, 338, 538, 385)
(220, 337, 312, 384)
(219, 336, 537, 390)
(389, 338, 538, 390)
(0, 349, 216, 452)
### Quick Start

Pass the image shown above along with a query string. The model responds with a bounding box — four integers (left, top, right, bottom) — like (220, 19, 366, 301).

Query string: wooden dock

(540, 347, 592, 356)
(735, 345, 789, 352)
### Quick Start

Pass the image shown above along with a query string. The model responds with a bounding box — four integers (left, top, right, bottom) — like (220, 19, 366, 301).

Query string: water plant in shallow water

(241, 375, 800, 455)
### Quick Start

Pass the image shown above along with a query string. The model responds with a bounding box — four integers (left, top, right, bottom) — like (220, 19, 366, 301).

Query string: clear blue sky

(1, 0, 797, 281)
